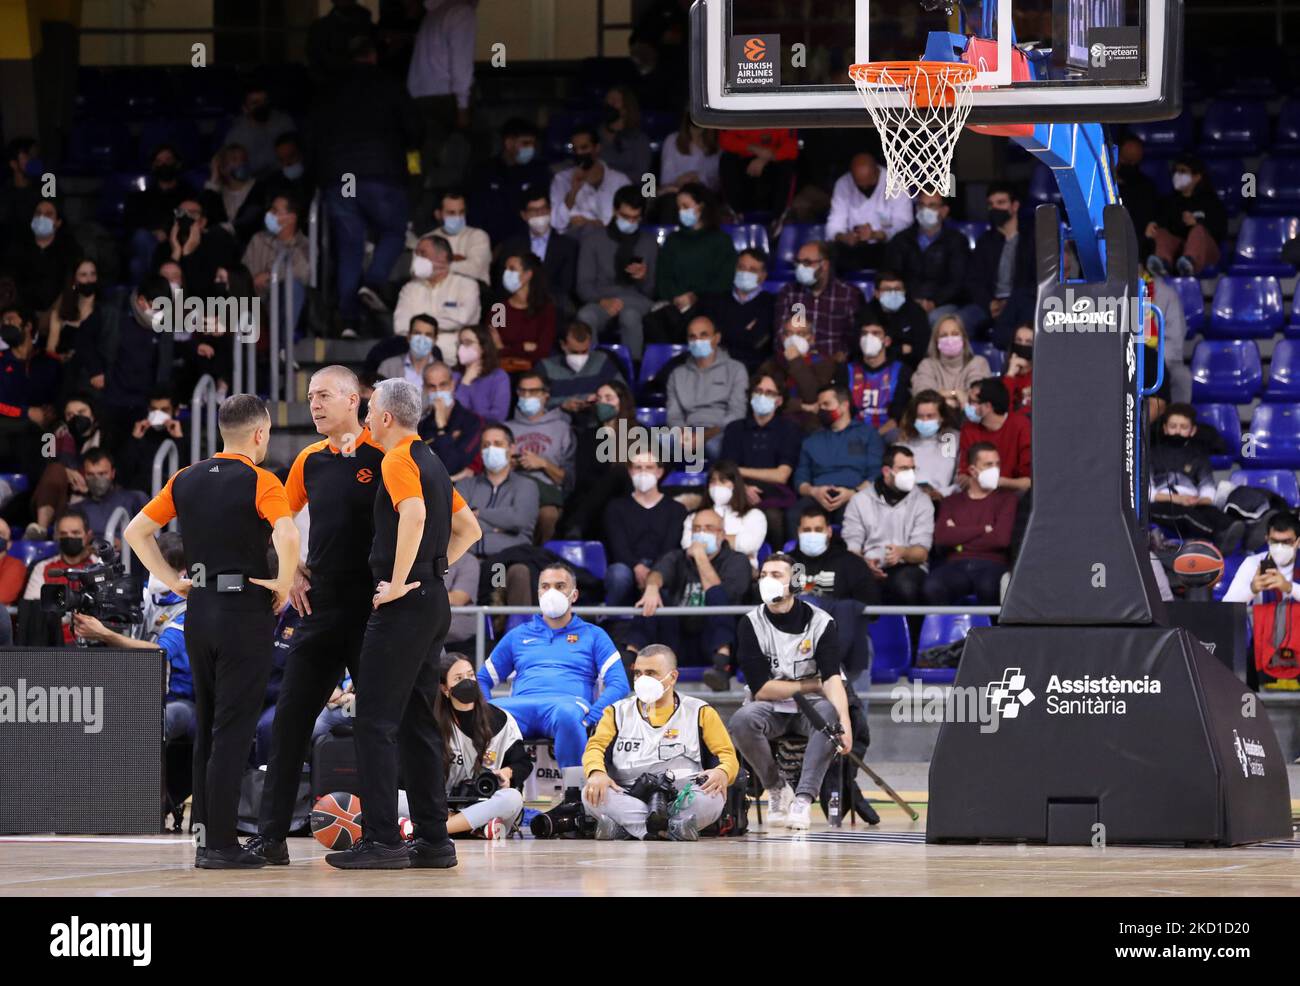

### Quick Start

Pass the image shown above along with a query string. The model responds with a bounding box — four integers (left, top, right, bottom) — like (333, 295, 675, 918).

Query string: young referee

(327, 378, 482, 870)
(247, 366, 385, 865)
(125, 395, 299, 869)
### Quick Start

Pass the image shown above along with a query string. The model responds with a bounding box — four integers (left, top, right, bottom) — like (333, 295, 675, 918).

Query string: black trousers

(185, 591, 276, 852)
(258, 576, 372, 840)
(353, 570, 451, 846)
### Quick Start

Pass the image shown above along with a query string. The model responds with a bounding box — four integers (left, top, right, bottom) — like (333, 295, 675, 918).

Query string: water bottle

(828, 788, 842, 828)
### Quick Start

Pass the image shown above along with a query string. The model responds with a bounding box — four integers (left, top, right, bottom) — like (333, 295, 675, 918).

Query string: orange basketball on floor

(311, 792, 363, 849)
(1172, 540, 1225, 587)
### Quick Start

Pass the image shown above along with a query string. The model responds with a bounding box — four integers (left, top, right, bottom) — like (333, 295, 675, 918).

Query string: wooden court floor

(3, 801, 1299, 897)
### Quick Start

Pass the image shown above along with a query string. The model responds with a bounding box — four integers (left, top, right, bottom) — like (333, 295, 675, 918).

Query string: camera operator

(582, 644, 738, 841)
(18, 507, 100, 645)
(422, 653, 531, 840)
(729, 552, 852, 831)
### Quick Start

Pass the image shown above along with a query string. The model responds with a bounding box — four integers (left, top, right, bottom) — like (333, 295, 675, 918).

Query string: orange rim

(850, 60, 978, 109)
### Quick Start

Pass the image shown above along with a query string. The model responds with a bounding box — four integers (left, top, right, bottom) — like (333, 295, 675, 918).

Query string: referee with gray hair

(327, 378, 482, 870)
(125, 395, 299, 869)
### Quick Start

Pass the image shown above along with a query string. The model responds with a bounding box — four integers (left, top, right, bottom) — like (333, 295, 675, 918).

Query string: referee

(125, 395, 299, 870)
(327, 378, 482, 870)
(246, 366, 384, 865)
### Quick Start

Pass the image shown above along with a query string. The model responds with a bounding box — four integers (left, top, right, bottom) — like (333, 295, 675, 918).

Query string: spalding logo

(1043, 297, 1118, 328)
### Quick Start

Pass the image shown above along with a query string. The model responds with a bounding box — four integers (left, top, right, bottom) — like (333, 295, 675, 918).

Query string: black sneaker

(245, 835, 290, 865)
(702, 667, 731, 692)
(326, 838, 411, 870)
(358, 286, 390, 314)
(408, 837, 458, 869)
(196, 845, 268, 869)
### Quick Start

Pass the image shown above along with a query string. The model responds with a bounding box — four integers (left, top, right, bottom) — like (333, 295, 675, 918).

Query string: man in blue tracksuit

(477, 560, 629, 797)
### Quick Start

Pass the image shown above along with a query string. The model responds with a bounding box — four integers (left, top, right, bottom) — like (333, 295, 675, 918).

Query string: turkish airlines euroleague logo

(743, 37, 767, 61)
(355, 468, 373, 484)
(730, 33, 779, 89)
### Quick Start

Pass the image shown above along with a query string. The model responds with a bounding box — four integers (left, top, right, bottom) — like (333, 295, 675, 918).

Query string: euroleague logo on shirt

(355, 468, 373, 484)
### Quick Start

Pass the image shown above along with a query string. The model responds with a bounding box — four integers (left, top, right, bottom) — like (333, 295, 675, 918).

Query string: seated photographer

(477, 561, 629, 800)
(582, 644, 738, 842)
(729, 553, 852, 831)
(422, 653, 531, 840)
(1222, 513, 1300, 682)
(17, 507, 102, 646)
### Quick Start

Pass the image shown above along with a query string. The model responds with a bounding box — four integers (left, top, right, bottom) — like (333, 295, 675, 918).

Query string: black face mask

(1010, 343, 1033, 361)
(153, 163, 179, 183)
(575, 153, 594, 170)
(817, 408, 840, 429)
(988, 207, 1013, 227)
(59, 536, 84, 558)
(0, 325, 24, 349)
(449, 679, 479, 704)
(67, 414, 94, 439)
(250, 104, 272, 123)
(1162, 433, 1190, 448)
(856, 182, 878, 197)
(603, 106, 622, 127)
(75, 282, 97, 298)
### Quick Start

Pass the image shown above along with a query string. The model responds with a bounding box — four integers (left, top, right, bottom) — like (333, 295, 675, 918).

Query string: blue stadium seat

(755, 542, 772, 565)
(950, 220, 987, 250)
(65, 121, 128, 175)
(636, 343, 686, 401)
(844, 276, 876, 304)
(1254, 157, 1300, 216)
(867, 614, 911, 684)
(772, 223, 826, 275)
(661, 469, 708, 488)
(0, 472, 29, 495)
(1190, 340, 1262, 403)
(1200, 99, 1270, 156)
(641, 109, 680, 153)
(1212, 552, 1248, 601)
(1228, 469, 1300, 508)
(761, 278, 791, 295)
(1027, 164, 1062, 206)
(1192, 403, 1241, 469)
(8, 540, 56, 568)
(95, 172, 149, 228)
(1168, 276, 1205, 335)
(1139, 156, 1174, 197)
(1265, 338, 1300, 401)
(1207, 275, 1284, 339)
(1246, 403, 1300, 468)
(970, 341, 1004, 375)
(1276, 99, 1300, 152)
(174, 64, 242, 117)
(635, 406, 667, 427)
(597, 342, 633, 383)
(721, 222, 771, 255)
(911, 613, 993, 684)
(1231, 216, 1300, 276)
(1203, 157, 1245, 215)
(543, 540, 608, 581)
(1129, 113, 1194, 154)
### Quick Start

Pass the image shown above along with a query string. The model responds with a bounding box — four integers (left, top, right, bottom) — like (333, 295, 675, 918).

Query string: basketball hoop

(849, 61, 978, 199)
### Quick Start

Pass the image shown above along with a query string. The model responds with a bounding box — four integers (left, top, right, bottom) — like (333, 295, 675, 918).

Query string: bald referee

(125, 395, 299, 870)
(246, 365, 385, 865)
(327, 378, 482, 870)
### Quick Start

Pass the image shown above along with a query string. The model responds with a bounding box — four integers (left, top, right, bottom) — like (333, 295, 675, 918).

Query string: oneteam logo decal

(987, 668, 1035, 719)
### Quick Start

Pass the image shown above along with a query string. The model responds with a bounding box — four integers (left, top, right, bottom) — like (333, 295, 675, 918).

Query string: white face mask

(147, 573, 172, 598)
(565, 352, 590, 372)
(709, 484, 733, 507)
(892, 468, 916, 493)
(860, 333, 884, 358)
(411, 255, 434, 279)
(631, 471, 658, 494)
(634, 674, 666, 704)
(1172, 171, 1194, 191)
(528, 215, 551, 235)
(976, 466, 1001, 491)
(785, 334, 810, 356)
(1269, 542, 1296, 568)
(147, 409, 170, 429)
(759, 576, 787, 605)
(538, 587, 572, 620)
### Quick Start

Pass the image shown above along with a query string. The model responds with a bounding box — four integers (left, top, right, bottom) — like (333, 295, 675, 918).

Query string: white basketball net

(850, 62, 978, 199)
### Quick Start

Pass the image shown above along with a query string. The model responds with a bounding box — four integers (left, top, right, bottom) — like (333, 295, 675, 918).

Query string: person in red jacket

(718, 128, 798, 216)
(923, 443, 1017, 605)
(956, 377, 1031, 493)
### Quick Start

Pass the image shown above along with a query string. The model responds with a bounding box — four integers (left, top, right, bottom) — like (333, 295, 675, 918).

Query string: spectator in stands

(845, 316, 912, 437)
(790, 382, 885, 532)
(205, 144, 256, 229)
(5, 199, 79, 313)
(776, 240, 858, 358)
(603, 449, 688, 606)
(1, 138, 43, 251)
(119, 390, 186, 494)
(453, 324, 509, 421)
(378, 313, 441, 386)
(494, 251, 557, 370)
(911, 314, 991, 410)
(628, 0, 690, 111)
(153, 195, 238, 299)
(233, 133, 314, 244)
(470, 120, 551, 246)
(827, 152, 913, 273)
(223, 82, 295, 179)
(960, 183, 1036, 349)
(508, 369, 575, 544)
(429, 189, 491, 285)
(306, 0, 375, 83)
(456, 422, 540, 606)
(1146, 154, 1227, 277)
(923, 442, 1017, 606)
(698, 248, 775, 374)
(600, 85, 653, 182)
(631, 507, 750, 687)
(758, 317, 837, 433)
(575, 185, 658, 359)
(540, 319, 622, 410)
(76, 448, 147, 535)
(1221, 513, 1300, 618)
(720, 371, 802, 548)
(718, 128, 798, 216)
(311, 35, 418, 336)
(393, 234, 480, 351)
(898, 389, 961, 501)
(0, 519, 21, 641)
(680, 459, 768, 566)
(858, 270, 931, 368)
(46, 259, 115, 398)
(1115, 134, 1159, 259)
(645, 184, 736, 342)
(242, 193, 310, 337)
(101, 276, 171, 447)
(885, 190, 970, 325)
(493, 186, 578, 316)
(790, 505, 876, 604)
(657, 111, 722, 222)
(1002, 324, 1034, 413)
(442, 554, 481, 655)
(408, 0, 477, 136)
(550, 126, 631, 235)
(18, 507, 99, 646)
(125, 144, 197, 284)
(842, 442, 933, 609)
(25, 394, 102, 538)
(418, 361, 483, 480)
(0, 305, 60, 477)
(555, 380, 636, 541)
(957, 377, 1031, 493)
(1149, 403, 1245, 553)
(667, 315, 749, 460)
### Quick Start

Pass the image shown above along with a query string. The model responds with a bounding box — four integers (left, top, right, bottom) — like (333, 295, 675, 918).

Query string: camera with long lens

(447, 770, 500, 808)
(39, 538, 143, 643)
(624, 771, 678, 837)
(529, 795, 597, 839)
